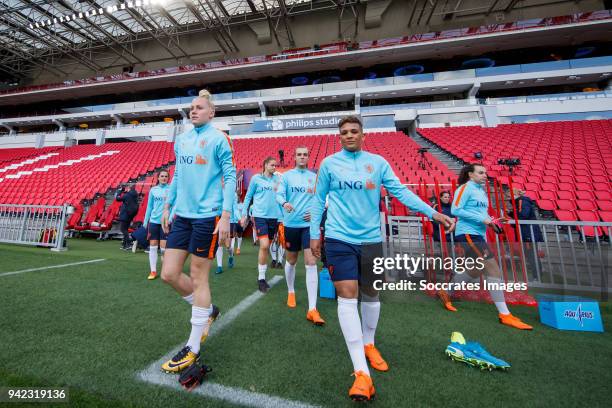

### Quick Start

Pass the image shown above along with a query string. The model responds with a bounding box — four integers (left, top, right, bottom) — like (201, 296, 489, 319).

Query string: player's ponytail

(457, 163, 478, 186)
(262, 156, 275, 174)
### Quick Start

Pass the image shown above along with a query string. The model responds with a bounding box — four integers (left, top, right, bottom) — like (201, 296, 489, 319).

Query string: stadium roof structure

(0, 0, 605, 81)
(0, 0, 343, 78)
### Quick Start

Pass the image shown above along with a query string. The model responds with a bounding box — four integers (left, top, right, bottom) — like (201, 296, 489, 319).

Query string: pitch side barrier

(0, 204, 68, 251)
(384, 215, 611, 294)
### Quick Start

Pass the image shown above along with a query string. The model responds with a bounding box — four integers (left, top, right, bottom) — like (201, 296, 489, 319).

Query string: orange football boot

(438, 289, 457, 312)
(364, 344, 389, 372)
(287, 292, 296, 308)
(349, 371, 375, 401)
(306, 308, 325, 326)
(499, 313, 533, 330)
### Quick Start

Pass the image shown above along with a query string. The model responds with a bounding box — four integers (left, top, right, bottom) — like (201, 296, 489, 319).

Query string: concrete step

(410, 132, 463, 174)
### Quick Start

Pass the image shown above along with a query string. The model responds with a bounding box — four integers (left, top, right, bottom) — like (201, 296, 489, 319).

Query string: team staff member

(276, 147, 325, 325)
(116, 185, 139, 250)
(159, 90, 236, 373)
(438, 164, 533, 331)
(240, 158, 283, 293)
(143, 169, 171, 280)
(432, 191, 454, 243)
(310, 116, 455, 401)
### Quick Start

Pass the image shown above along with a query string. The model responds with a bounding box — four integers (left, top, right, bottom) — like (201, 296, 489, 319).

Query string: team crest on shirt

(365, 164, 374, 174)
(365, 179, 376, 190)
(199, 139, 207, 149)
(307, 188, 313, 194)
(195, 154, 207, 165)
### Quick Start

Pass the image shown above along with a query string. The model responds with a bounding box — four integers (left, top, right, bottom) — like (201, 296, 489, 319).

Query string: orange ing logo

(365, 179, 376, 190)
(365, 164, 374, 174)
(195, 155, 207, 165)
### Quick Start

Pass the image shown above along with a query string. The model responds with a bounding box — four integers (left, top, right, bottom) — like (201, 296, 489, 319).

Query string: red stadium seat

(536, 199, 555, 211)
(599, 211, 612, 222)
(575, 191, 594, 201)
(597, 201, 612, 211)
(553, 209, 576, 221)
(575, 182, 592, 190)
(557, 200, 577, 211)
(595, 191, 611, 201)
(557, 191, 575, 200)
(576, 210, 604, 237)
(576, 200, 597, 211)
(538, 191, 555, 200)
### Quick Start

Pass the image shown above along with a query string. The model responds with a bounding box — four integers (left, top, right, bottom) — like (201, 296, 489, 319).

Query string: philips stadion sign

(253, 116, 347, 132)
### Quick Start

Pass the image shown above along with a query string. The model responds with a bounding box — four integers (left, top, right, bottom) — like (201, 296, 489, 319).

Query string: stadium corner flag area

(0, 2, 611, 407)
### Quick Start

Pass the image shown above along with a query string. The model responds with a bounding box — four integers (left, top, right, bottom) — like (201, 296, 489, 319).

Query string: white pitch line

(0, 258, 106, 278)
(137, 275, 321, 408)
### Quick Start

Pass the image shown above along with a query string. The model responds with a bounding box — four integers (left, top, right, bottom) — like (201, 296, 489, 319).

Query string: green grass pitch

(0, 238, 610, 407)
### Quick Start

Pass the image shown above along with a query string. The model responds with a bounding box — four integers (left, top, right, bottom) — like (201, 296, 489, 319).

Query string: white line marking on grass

(137, 275, 321, 408)
(0, 259, 106, 278)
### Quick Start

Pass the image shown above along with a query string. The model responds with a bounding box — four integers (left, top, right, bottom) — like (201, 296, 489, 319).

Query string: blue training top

(166, 123, 236, 218)
(276, 168, 316, 228)
(242, 173, 283, 219)
(143, 184, 170, 226)
(310, 149, 436, 244)
(451, 180, 491, 237)
(231, 194, 243, 224)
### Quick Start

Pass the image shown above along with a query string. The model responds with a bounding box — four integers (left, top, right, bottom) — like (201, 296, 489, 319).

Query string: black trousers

(120, 220, 132, 247)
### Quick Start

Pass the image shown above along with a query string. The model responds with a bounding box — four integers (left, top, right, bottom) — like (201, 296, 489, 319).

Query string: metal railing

(385, 216, 611, 294)
(0, 204, 68, 251)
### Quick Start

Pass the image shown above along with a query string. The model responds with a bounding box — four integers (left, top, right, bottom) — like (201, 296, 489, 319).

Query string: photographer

(115, 184, 139, 250)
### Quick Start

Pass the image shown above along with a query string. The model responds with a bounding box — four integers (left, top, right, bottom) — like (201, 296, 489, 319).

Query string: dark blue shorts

(254, 217, 278, 240)
(147, 222, 167, 242)
(230, 223, 244, 236)
(324, 238, 383, 284)
(284, 226, 310, 252)
(166, 215, 219, 258)
(455, 234, 493, 260)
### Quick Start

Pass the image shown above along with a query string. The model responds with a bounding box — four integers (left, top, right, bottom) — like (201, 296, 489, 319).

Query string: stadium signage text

(253, 116, 345, 132)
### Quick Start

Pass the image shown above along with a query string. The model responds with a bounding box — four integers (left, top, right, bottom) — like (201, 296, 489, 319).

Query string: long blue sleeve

(217, 134, 236, 214)
(381, 161, 435, 219)
(276, 176, 288, 207)
(310, 149, 436, 244)
(143, 191, 154, 227)
(242, 177, 257, 218)
(166, 146, 178, 208)
(309, 162, 329, 240)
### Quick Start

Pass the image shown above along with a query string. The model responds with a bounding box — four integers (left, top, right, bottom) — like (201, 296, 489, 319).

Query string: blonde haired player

(159, 90, 236, 372)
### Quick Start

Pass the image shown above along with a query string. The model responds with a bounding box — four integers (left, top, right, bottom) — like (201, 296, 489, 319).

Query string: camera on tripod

(417, 148, 432, 170)
(498, 158, 521, 175)
(497, 158, 521, 166)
